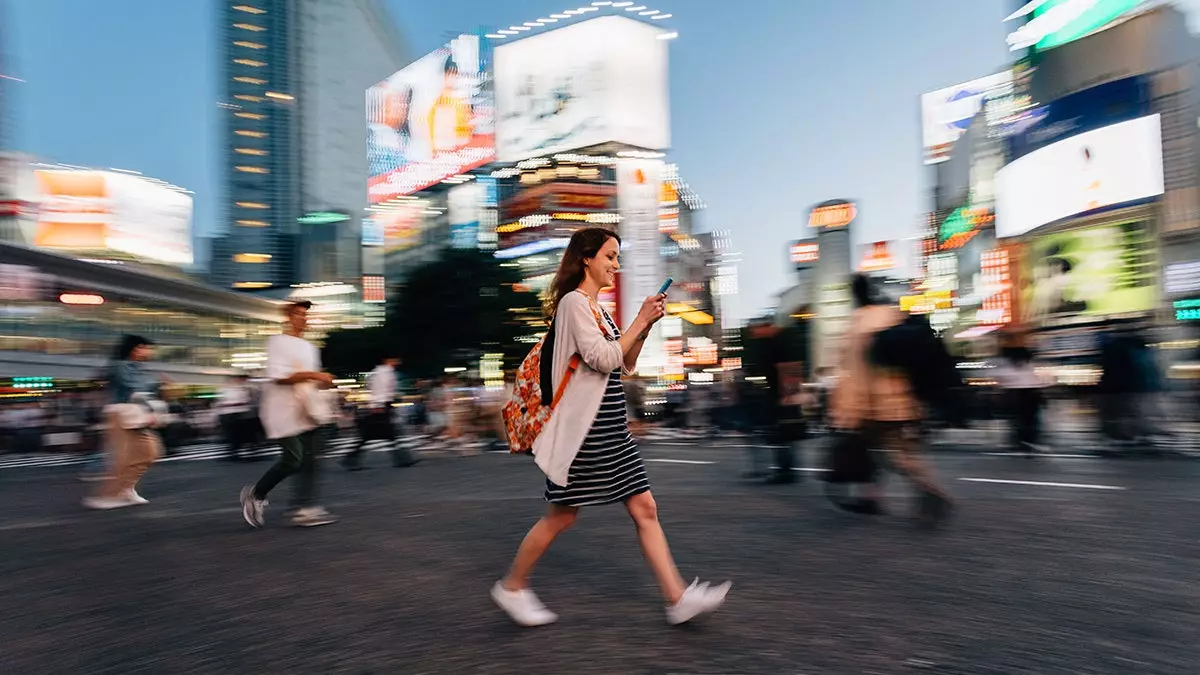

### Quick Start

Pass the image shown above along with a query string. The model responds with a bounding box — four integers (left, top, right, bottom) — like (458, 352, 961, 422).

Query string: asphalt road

(2, 441, 1198, 674)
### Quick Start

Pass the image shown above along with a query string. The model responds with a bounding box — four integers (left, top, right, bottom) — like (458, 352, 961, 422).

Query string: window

(233, 41, 266, 49)
(234, 23, 266, 32)
(232, 5, 266, 14)
(235, 148, 268, 156)
(235, 112, 266, 120)
(236, 201, 270, 209)
(233, 59, 266, 67)
(234, 94, 263, 102)
(237, 219, 269, 227)
(234, 76, 266, 85)
(233, 253, 272, 264)
(234, 130, 267, 138)
(236, 166, 269, 174)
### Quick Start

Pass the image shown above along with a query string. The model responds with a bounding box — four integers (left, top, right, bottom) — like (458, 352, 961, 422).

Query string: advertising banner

(378, 202, 424, 253)
(996, 115, 1163, 238)
(617, 158, 664, 372)
(33, 169, 193, 266)
(495, 16, 669, 162)
(1022, 220, 1156, 326)
(448, 182, 484, 250)
(367, 35, 495, 203)
(1006, 0, 1146, 53)
(921, 72, 1013, 165)
(1006, 75, 1149, 161)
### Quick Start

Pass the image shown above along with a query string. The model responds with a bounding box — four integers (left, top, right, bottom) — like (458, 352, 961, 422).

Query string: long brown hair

(544, 227, 620, 320)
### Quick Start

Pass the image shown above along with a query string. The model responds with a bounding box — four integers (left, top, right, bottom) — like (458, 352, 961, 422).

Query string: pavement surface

(2, 439, 1198, 674)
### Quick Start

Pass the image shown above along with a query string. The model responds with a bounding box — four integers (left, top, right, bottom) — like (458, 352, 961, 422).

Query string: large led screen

(495, 16, 669, 162)
(367, 35, 495, 203)
(1021, 220, 1156, 326)
(995, 115, 1163, 239)
(921, 72, 1012, 165)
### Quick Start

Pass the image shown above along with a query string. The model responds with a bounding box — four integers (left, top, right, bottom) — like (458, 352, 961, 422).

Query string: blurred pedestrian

(492, 227, 730, 627)
(829, 274, 953, 524)
(342, 355, 419, 469)
(239, 301, 338, 528)
(217, 374, 254, 461)
(994, 338, 1047, 456)
(83, 335, 165, 510)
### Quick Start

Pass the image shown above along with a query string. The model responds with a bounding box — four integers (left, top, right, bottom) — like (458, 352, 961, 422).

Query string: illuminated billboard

(995, 115, 1163, 238)
(921, 72, 1013, 164)
(495, 16, 670, 162)
(789, 241, 819, 265)
(1006, 0, 1145, 53)
(33, 169, 193, 266)
(1022, 220, 1156, 325)
(367, 34, 495, 203)
(809, 200, 857, 229)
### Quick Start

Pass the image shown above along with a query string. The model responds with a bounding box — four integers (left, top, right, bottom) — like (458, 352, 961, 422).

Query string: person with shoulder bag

(239, 301, 339, 528)
(493, 227, 731, 627)
(83, 335, 167, 510)
(828, 274, 954, 525)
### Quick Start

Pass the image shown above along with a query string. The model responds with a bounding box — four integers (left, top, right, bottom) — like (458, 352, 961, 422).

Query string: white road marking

(983, 452, 1097, 459)
(959, 477, 1127, 491)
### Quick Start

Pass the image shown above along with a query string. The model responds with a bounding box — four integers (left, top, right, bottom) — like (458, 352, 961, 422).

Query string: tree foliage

(322, 249, 543, 379)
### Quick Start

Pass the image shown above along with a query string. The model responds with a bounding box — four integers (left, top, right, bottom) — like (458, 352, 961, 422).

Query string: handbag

(296, 382, 335, 426)
(107, 400, 168, 430)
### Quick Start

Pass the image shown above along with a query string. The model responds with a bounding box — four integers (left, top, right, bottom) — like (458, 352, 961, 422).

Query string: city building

(210, 0, 407, 291)
(0, 240, 284, 385)
(920, 2, 1200, 376)
(367, 11, 694, 376)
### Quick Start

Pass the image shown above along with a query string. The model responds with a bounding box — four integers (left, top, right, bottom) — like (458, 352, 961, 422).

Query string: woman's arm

(563, 294, 652, 373)
(622, 324, 650, 374)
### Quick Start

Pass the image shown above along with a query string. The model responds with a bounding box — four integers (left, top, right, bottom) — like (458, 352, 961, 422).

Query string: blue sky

(4, 0, 1070, 318)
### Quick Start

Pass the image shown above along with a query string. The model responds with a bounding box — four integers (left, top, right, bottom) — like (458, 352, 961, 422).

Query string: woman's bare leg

(625, 491, 687, 604)
(502, 505, 579, 591)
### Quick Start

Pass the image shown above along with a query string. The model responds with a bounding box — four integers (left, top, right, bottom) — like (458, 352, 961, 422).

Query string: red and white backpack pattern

(502, 297, 607, 454)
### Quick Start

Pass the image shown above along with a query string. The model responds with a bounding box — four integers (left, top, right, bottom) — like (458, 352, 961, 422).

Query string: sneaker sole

(290, 518, 338, 527)
(240, 487, 263, 528)
(490, 584, 557, 627)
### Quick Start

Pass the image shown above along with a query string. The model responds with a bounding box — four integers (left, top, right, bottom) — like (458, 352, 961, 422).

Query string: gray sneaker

(290, 506, 338, 527)
(240, 485, 267, 528)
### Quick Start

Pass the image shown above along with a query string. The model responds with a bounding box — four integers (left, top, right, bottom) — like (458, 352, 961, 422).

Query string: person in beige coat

(830, 274, 953, 524)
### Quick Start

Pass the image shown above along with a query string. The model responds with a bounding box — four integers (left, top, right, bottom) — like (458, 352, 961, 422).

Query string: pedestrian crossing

(0, 434, 503, 472)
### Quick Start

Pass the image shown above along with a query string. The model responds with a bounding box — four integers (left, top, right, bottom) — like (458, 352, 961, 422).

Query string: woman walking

(83, 335, 164, 510)
(491, 227, 730, 627)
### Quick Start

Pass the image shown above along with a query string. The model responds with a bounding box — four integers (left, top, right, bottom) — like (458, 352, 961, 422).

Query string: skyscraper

(210, 0, 407, 290)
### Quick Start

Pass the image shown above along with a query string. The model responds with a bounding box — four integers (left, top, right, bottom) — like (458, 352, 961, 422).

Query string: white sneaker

(240, 485, 267, 528)
(290, 506, 338, 527)
(82, 496, 134, 510)
(491, 581, 558, 627)
(122, 489, 149, 505)
(666, 578, 732, 625)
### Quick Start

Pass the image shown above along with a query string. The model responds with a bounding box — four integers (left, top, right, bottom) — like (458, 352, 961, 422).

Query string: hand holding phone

(657, 278, 674, 297)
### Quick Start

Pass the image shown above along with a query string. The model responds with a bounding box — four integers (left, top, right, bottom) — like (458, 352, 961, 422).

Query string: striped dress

(544, 310, 650, 507)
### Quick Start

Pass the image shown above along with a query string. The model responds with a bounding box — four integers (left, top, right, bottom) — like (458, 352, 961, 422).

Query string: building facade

(210, 0, 407, 291)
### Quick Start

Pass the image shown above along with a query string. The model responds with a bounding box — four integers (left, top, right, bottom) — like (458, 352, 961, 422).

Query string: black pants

(345, 409, 418, 467)
(220, 413, 251, 459)
(1010, 389, 1042, 447)
(253, 430, 319, 508)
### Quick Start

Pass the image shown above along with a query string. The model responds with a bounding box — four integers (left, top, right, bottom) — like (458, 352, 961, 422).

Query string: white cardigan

(533, 290, 633, 486)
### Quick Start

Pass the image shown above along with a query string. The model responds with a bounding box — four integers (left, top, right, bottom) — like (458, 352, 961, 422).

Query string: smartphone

(657, 278, 674, 296)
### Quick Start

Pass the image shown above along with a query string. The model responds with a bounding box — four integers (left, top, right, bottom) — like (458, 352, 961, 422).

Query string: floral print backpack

(503, 297, 606, 454)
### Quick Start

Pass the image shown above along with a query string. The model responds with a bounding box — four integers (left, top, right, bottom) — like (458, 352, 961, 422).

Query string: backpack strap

(545, 292, 615, 410)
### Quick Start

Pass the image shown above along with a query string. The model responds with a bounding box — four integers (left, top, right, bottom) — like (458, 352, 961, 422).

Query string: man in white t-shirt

(342, 355, 420, 470)
(239, 301, 337, 528)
